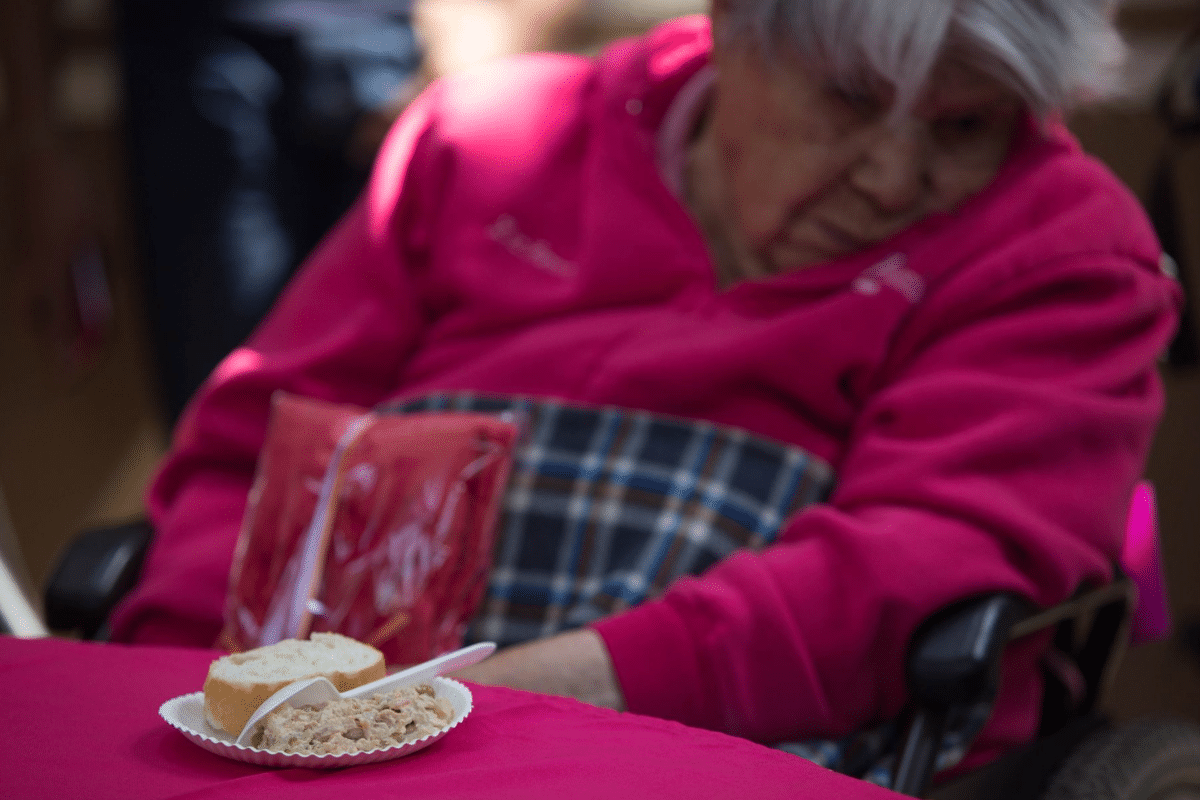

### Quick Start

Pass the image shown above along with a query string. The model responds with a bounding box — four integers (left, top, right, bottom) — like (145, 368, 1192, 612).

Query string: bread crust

(203, 634, 386, 736)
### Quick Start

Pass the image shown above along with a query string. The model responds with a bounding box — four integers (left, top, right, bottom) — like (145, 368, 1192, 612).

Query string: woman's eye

(935, 113, 989, 141)
(827, 85, 882, 118)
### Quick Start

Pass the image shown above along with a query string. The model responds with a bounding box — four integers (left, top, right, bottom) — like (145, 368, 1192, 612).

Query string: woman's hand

(452, 627, 627, 711)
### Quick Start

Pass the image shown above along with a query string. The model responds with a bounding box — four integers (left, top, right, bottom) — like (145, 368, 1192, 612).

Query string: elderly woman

(112, 0, 1180, 778)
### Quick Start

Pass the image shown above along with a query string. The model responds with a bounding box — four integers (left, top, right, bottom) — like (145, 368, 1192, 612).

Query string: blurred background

(1, 0, 1198, 725)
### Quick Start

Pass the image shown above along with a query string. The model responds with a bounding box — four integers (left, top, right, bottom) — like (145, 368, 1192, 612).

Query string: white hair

(716, 0, 1128, 116)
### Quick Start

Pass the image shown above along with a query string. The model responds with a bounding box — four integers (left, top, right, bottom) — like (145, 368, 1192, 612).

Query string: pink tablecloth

(0, 635, 902, 800)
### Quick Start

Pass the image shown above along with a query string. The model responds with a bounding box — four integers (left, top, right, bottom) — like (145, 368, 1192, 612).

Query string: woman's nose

(848, 123, 930, 214)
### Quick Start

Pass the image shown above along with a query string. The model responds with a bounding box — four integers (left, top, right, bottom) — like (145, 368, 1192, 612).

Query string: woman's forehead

(812, 50, 1020, 114)
(753, 44, 1020, 117)
(915, 59, 1020, 112)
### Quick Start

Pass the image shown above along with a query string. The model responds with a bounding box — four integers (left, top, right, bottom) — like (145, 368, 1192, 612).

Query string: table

(0, 635, 904, 800)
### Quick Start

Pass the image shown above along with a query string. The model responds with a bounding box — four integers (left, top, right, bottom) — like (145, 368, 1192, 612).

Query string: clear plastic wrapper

(218, 393, 518, 664)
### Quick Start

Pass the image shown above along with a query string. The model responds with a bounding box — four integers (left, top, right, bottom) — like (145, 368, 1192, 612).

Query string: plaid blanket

(380, 393, 985, 784)
(380, 393, 834, 646)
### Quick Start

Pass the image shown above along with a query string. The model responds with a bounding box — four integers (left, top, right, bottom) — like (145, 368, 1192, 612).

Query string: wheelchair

(30, 479, 1200, 799)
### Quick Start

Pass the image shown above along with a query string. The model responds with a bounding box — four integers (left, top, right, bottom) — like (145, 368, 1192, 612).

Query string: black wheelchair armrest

(44, 519, 153, 640)
(891, 579, 1136, 797)
(891, 593, 1030, 796)
(907, 593, 1031, 708)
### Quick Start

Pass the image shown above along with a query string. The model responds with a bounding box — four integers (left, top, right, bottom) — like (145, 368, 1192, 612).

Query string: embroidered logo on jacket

(488, 214, 576, 277)
(852, 253, 924, 303)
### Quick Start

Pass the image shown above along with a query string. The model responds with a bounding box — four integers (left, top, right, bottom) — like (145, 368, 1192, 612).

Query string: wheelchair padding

(1121, 481, 1171, 645)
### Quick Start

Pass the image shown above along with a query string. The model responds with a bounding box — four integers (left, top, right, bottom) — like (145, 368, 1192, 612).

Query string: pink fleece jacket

(111, 17, 1181, 765)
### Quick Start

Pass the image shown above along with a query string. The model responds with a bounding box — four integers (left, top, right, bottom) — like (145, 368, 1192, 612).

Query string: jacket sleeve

(593, 248, 1182, 745)
(108, 88, 445, 646)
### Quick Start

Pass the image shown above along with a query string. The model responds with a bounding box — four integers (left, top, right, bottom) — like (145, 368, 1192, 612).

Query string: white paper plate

(159, 676, 472, 768)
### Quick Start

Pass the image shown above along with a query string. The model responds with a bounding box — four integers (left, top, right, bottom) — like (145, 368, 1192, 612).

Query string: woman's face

(698, 34, 1024, 275)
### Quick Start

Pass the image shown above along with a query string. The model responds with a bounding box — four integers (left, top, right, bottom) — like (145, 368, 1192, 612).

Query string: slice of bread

(203, 633, 386, 736)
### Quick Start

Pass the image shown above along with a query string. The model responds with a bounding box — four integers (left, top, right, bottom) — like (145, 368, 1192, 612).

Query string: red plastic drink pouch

(217, 393, 518, 664)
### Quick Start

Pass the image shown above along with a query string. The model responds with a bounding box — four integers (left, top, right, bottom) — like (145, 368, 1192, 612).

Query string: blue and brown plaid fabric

(380, 393, 834, 646)
(380, 392, 987, 784)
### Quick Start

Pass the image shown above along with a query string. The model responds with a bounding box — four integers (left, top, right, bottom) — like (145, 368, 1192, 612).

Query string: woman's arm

(454, 627, 626, 710)
(574, 250, 1179, 746)
(443, 250, 1179, 737)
